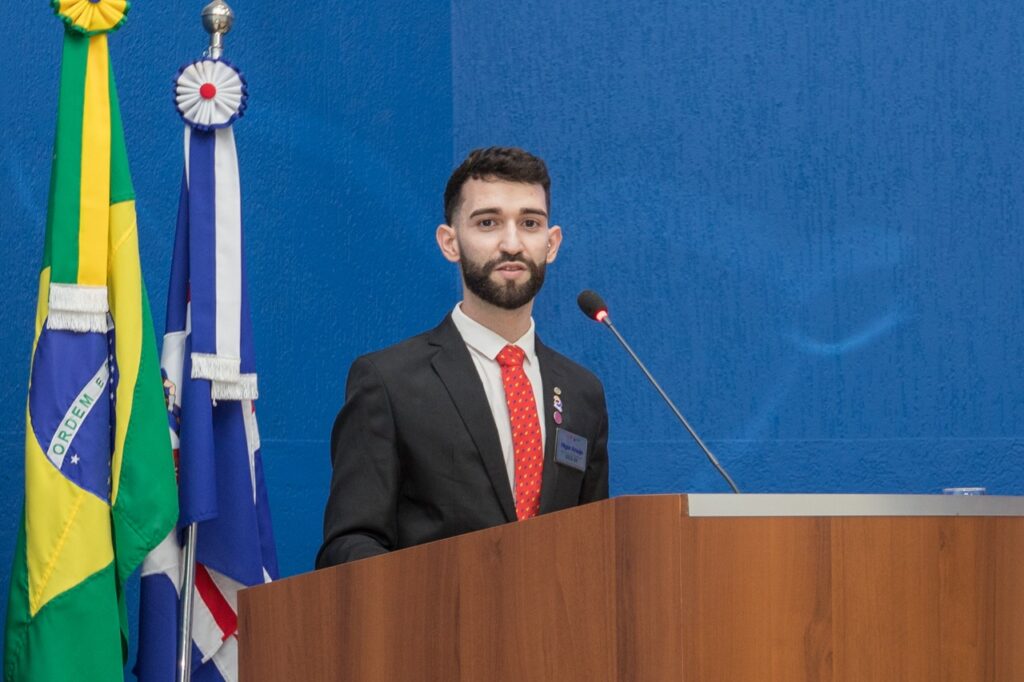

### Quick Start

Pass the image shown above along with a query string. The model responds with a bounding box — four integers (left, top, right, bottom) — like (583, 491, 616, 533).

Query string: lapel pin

(553, 411, 563, 424)
(553, 386, 561, 395)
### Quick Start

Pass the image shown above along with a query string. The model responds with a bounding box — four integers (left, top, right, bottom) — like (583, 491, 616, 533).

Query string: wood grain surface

(239, 495, 1024, 681)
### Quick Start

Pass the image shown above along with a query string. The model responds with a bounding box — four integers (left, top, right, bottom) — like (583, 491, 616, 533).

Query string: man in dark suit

(316, 147, 609, 567)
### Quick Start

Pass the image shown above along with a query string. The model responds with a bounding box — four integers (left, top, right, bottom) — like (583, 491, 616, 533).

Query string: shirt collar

(451, 303, 537, 364)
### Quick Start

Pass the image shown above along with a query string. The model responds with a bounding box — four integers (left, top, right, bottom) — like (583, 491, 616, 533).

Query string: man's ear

(545, 225, 563, 264)
(436, 224, 461, 263)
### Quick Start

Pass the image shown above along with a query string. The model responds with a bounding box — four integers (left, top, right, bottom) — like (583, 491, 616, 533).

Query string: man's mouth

(492, 262, 528, 280)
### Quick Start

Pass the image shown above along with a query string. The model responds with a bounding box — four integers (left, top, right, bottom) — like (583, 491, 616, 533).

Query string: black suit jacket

(316, 314, 609, 567)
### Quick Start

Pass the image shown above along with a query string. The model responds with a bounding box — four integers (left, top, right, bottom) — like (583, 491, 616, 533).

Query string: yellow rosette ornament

(53, 0, 129, 35)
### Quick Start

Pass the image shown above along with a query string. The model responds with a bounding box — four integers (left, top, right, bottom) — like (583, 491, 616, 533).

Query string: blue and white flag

(135, 58, 278, 682)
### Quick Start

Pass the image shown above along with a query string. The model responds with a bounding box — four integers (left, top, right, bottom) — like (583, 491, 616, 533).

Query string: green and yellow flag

(4, 2, 178, 679)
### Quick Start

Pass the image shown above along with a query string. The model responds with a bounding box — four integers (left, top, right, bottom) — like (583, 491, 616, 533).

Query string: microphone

(577, 290, 741, 494)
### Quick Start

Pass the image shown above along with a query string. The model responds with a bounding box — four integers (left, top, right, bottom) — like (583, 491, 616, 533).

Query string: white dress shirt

(450, 303, 546, 495)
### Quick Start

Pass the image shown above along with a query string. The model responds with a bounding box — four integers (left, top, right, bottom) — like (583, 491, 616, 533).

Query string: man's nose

(498, 221, 525, 253)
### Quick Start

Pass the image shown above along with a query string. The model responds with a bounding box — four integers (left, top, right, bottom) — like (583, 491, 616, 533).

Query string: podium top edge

(660, 493, 1024, 517)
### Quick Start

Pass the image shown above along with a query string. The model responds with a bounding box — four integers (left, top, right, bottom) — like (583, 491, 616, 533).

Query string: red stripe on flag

(195, 563, 238, 640)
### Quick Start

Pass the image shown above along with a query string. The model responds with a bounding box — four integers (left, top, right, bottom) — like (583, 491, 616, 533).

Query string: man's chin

(461, 259, 545, 310)
(480, 282, 539, 310)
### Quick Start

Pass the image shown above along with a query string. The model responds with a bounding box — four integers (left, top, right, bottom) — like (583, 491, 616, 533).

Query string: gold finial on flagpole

(202, 1, 234, 59)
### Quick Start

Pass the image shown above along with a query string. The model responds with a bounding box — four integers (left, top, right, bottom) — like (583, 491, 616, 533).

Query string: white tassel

(46, 310, 108, 333)
(190, 352, 241, 382)
(211, 373, 259, 401)
(49, 283, 109, 313)
(47, 284, 109, 332)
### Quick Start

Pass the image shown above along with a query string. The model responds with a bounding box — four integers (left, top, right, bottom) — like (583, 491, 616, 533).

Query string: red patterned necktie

(496, 344, 544, 520)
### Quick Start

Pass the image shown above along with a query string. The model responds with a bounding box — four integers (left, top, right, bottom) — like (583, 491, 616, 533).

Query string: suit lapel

(429, 316, 517, 522)
(536, 338, 565, 514)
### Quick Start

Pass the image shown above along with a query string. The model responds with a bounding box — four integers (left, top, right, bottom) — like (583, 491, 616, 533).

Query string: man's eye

(478, 219, 496, 228)
(523, 219, 540, 229)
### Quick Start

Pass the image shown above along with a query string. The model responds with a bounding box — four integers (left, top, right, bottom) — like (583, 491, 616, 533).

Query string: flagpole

(175, 7, 234, 682)
(176, 522, 198, 682)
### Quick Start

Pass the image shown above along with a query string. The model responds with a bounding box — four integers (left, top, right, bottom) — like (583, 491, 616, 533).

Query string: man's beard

(460, 254, 546, 310)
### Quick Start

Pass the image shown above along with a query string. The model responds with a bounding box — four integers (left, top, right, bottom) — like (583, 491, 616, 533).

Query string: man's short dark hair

(444, 147, 551, 224)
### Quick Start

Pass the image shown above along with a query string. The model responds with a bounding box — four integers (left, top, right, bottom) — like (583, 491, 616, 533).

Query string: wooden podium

(238, 494, 1024, 681)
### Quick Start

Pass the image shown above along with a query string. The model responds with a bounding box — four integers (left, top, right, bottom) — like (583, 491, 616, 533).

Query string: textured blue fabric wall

(1, 0, 1022, 674)
(452, 1, 1024, 496)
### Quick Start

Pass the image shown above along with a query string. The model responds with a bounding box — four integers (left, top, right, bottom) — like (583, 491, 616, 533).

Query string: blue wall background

(451, 1, 1024, 495)
(1, 1, 1022, 676)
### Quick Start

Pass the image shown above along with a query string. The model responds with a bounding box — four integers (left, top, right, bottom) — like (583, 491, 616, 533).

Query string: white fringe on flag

(190, 352, 240, 382)
(211, 373, 259, 401)
(46, 283, 109, 333)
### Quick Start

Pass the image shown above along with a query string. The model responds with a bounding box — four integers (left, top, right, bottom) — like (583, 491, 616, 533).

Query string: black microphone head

(577, 290, 609, 322)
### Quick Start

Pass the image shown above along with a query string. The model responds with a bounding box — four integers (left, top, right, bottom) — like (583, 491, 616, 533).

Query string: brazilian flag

(4, 3, 178, 679)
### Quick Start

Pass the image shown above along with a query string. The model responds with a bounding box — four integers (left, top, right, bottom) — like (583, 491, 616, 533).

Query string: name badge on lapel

(555, 428, 588, 472)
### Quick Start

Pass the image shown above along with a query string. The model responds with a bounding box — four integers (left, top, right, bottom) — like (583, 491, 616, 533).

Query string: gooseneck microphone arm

(578, 290, 741, 494)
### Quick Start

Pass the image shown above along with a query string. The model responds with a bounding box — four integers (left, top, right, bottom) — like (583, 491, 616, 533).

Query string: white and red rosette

(174, 58, 248, 130)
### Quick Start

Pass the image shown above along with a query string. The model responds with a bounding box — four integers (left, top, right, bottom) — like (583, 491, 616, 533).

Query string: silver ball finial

(201, 1, 234, 58)
(202, 1, 234, 35)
